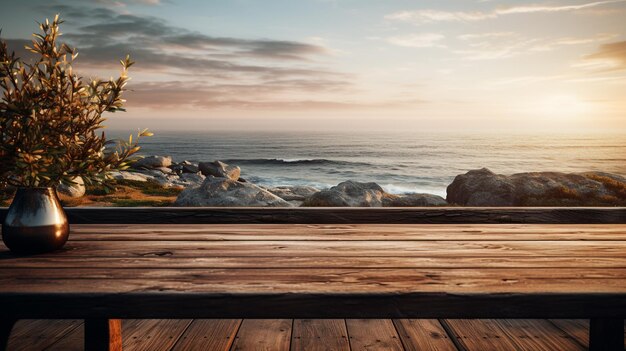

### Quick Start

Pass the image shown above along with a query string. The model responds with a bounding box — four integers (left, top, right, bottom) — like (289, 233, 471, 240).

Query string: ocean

(111, 131, 626, 197)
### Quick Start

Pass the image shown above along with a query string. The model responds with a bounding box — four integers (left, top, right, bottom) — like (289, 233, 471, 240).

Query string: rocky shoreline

(56, 156, 626, 207)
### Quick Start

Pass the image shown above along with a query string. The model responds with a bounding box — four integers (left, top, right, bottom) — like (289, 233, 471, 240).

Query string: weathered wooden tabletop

(1, 224, 626, 319)
(2, 223, 626, 350)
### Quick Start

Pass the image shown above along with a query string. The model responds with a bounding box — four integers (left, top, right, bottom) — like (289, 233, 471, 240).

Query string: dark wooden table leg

(589, 319, 624, 351)
(0, 318, 16, 351)
(85, 319, 122, 351)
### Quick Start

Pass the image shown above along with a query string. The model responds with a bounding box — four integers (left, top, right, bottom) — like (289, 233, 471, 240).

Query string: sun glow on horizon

(533, 94, 594, 120)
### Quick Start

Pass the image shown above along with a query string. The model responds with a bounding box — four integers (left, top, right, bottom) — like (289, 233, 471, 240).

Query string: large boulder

(383, 193, 447, 207)
(303, 181, 386, 207)
(174, 177, 292, 207)
(267, 186, 319, 201)
(57, 177, 85, 198)
(446, 168, 626, 206)
(198, 161, 241, 181)
(302, 180, 447, 207)
(132, 156, 172, 169)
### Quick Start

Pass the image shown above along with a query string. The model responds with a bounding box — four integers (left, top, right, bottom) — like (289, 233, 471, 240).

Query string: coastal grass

(114, 179, 183, 196)
(0, 180, 181, 207)
(62, 180, 180, 207)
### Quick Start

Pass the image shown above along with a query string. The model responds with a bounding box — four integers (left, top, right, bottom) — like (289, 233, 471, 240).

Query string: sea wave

(381, 184, 447, 197)
(223, 158, 371, 167)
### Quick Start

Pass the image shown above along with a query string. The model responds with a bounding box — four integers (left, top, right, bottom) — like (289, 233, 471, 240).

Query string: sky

(0, 0, 625, 132)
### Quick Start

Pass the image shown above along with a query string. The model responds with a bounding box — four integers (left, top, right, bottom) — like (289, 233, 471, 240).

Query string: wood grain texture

(291, 319, 349, 351)
(549, 319, 591, 346)
(230, 319, 292, 351)
(170, 319, 240, 351)
(45, 322, 84, 351)
(346, 319, 404, 351)
(5, 239, 626, 258)
(64, 223, 626, 241)
(494, 319, 585, 351)
(392, 319, 457, 351)
(4, 256, 626, 269)
(2, 223, 626, 320)
(121, 320, 191, 351)
(2, 207, 624, 224)
(443, 319, 523, 351)
(5, 320, 80, 351)
(4, 318, 605, 351)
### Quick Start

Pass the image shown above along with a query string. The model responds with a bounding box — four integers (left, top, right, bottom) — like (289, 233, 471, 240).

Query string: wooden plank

(170, 319, 240, 351)
(1, 207, 624, 224)
(549, 319, 590, 346)
(64, 223, 626, 241)
(443, 319, 523, 351)
(121, 319, 191, 351)
(3, 267, 626, 288)
(230, 319, 291, 351)
(45, 322, 84, 351)
(345, 319, 404, 350)
(4, 256, 626, 270)
(5, 240, 626, 258)
(84, 319, 122, 351)
(393, 319, 457, 351)
(494, 319, 585, 351)
(4, 320, 80, 351)
(291, 319, 349, 351)
(589, 319, 624, 351)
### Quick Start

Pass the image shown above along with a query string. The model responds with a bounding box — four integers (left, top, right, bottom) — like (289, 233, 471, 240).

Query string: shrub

(0, 15, 150, 189)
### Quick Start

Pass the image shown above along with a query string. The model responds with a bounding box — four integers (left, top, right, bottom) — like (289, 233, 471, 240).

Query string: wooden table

(1, 223, 626, 351)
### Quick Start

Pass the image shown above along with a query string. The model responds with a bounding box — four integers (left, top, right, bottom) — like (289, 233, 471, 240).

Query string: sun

(536, 94, 592, 119)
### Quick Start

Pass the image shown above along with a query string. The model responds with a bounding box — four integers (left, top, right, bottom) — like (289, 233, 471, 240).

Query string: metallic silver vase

(2, 187, 69, 254)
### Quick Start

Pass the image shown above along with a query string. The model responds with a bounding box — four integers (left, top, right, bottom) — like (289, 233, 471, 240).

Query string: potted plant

(0, 15, 150, 254)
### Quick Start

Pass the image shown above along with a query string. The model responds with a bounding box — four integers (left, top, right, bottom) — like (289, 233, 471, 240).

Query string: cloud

(54, 6, 328, 63)
(0, 3, 364, 112)
(125, 81, 423, 110)
(584, 40, 626, 70)
(453, 32, 617, 60)
(458, 32, 515, 41)
(94, 0, 161, 6)
(386, 33, 446, 48)
(385, 0, 626, 24)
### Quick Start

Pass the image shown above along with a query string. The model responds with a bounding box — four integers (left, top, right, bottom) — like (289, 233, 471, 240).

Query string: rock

(267, 186, 319, 201)
(302, 180, 446, 207)
(108, 171, 155, 182)
(132, 156, 172, 169)
(446, 168, 626, 206)
(383, 193, 447, 207)
(57, 177, 85, 198)
(174, 177, 292, 207)
(198, 161, 241, 180)
(302, 181, 386, 207)
(152, 174, 183, 188)
(179, 173, 206, 186)
(181, 164, 199, 174)
(169, 164, 183, 174)
(155, 167, 173, 174)
(134, 168, 165, 178)
(446, 168, 514, 206)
